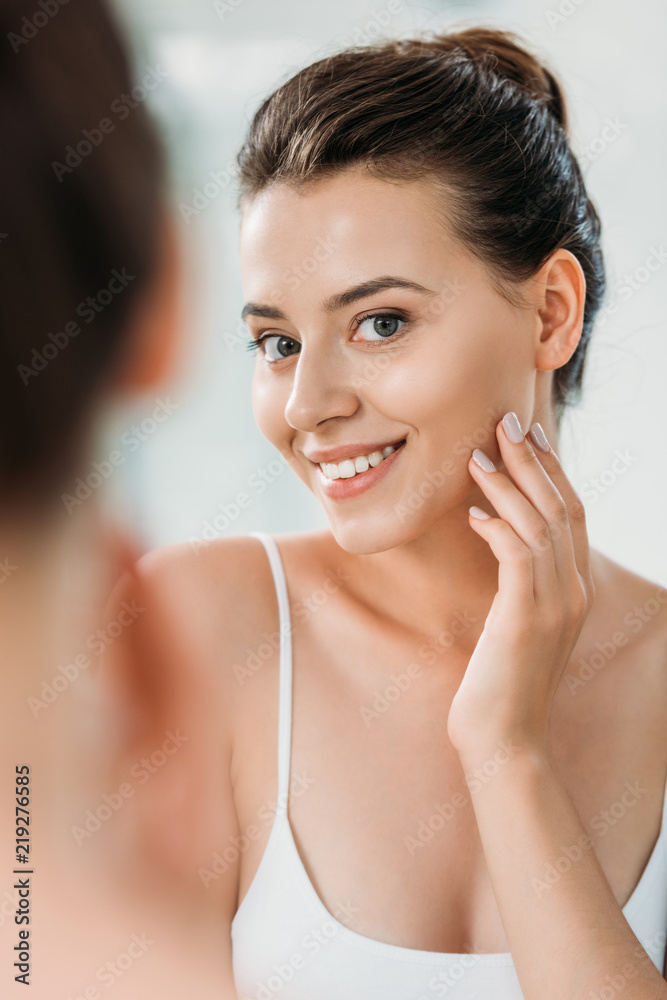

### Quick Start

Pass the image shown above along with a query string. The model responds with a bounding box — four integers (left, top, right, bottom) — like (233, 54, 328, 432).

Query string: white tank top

(231, 532, 667, 998)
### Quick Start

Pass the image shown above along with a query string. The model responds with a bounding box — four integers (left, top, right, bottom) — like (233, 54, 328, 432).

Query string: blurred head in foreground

(0, 1, 232, 996)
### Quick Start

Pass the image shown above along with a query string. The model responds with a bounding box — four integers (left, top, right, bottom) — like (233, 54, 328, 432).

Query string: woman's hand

(446, 411, 596, 763)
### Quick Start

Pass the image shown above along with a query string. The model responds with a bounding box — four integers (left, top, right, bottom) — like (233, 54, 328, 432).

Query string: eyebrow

(240, 275, 437, 322)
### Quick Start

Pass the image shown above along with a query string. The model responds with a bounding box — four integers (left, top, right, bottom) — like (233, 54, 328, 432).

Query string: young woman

(143, 26, 667, 1000)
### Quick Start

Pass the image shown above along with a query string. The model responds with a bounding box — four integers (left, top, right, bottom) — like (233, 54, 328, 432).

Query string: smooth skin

(131, 168, 667, 997)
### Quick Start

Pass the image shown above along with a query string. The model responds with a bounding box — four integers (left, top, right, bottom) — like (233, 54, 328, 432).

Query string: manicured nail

(472, 449, 496, 473)
(469, 505, 491, 519)
(502, 411, 524, 444)
(529, 422, 550, 452)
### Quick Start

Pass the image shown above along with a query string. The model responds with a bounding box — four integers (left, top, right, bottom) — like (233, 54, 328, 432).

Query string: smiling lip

(305, 438, 406, 465)
(315, 440, 406, 501)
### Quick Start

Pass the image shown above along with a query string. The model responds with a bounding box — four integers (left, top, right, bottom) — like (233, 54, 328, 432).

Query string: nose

(283, 341, 359, 432)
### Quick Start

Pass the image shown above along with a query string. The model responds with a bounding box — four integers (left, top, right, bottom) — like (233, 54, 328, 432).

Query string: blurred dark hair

(0, 0, 165, 512)
(237, 27, 605, 423)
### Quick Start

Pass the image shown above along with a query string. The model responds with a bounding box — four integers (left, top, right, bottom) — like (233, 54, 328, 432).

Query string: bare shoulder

(574, 546, 667, 704)
(138, 532, 276, 599)
(135, 528, 337, 673)
(589, 547, 667, 650)
(136, 534, 281, 661)
(137, 527, 336, 594)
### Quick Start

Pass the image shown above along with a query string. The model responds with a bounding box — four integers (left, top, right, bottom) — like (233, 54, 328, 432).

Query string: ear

(113, 206, 183, 392)
(533, 248, 587, 372)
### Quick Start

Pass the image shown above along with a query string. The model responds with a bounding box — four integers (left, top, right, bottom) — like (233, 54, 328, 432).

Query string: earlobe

(535, 249, 586, 372)
(113, 206, 183, 393)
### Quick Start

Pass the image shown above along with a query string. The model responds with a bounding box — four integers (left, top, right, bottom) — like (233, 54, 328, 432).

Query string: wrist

(455, 729, 553, 782)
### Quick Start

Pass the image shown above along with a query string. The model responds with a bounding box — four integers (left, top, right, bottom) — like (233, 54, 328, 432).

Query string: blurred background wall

(102, 0, 666, 583)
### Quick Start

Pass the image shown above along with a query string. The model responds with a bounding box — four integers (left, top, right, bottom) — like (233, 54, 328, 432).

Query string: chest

(232, 599, 667, 953)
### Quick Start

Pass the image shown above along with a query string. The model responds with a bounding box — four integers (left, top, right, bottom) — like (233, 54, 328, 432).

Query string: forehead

(239, 170, 461, 299)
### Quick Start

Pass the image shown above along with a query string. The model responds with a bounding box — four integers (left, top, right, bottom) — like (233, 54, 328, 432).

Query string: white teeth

(320, 442, 403, 481)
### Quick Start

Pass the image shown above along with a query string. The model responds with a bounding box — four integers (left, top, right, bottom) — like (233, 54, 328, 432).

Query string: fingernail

(529, 422, 550, 452)
(472, 449, 496, 473)
(502, 411, 524, 444)
(469, 505, 491, 519)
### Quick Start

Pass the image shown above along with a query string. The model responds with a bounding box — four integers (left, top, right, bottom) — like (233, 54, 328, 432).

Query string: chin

(326, 519, 407, 556)
(321, 473, 478, 554)
(321, 508, 435, 555)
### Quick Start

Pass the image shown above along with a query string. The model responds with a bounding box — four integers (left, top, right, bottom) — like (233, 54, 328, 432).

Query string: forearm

(459, 739, 667, 1000)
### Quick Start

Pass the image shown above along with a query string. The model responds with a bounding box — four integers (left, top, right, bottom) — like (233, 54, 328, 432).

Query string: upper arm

(99, 535, 270, 954)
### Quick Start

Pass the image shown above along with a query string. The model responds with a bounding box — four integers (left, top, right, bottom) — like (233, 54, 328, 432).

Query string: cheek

(367, 318, 515, 442)
(251, 371, 288, 448)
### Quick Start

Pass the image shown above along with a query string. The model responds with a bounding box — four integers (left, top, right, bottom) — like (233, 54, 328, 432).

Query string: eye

(353, 312, 407, 342)
(247, 333, 301, 362)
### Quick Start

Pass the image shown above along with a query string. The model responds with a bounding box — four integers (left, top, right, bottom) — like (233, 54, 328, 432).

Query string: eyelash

(245, 310, 410, 359)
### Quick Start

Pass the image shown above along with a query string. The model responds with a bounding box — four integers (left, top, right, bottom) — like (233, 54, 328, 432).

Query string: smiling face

(239, 167, 544, 554)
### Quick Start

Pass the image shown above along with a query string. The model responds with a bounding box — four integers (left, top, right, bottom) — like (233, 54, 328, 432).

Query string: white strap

(249, 532, 293, 813)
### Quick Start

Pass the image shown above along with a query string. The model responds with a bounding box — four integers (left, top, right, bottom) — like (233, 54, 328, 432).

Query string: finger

(527, 420, 594, 601)
(468, 508, 536, 610)
(468, 449, 557, 601)
(495, 412, 581, 600)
